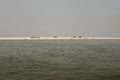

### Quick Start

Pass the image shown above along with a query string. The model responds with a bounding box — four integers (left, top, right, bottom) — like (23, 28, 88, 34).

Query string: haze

(0, 0, 120, 37)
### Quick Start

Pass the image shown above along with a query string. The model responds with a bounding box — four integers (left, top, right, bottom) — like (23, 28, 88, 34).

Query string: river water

(0, 40, 120, 80)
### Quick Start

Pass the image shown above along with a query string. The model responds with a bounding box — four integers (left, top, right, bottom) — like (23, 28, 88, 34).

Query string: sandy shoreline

(0, 37, 120, 40)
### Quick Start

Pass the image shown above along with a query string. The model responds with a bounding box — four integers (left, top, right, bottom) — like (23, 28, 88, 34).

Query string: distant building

(30, 36, 40, 38)
(79, 36, 82, 38)
(73, 36, 76, 38)
(53, 36, 57, 38)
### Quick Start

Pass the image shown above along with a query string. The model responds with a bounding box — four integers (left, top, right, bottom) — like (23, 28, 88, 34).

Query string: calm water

(0, 40, 120, 80)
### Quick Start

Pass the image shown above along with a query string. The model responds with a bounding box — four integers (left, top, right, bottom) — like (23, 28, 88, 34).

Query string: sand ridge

(0, 36, 120, 40)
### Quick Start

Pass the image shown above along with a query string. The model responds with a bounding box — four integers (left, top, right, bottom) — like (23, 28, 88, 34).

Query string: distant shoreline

(0, 37, 120, 40)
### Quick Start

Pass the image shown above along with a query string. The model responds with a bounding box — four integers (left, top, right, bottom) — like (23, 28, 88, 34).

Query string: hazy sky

(0, 0, 120, 37)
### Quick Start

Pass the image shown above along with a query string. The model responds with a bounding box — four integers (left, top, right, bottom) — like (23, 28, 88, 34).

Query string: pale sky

(0, 0, 120, 37)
